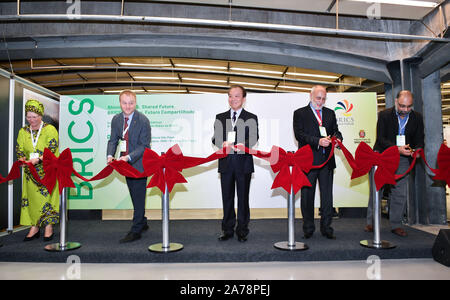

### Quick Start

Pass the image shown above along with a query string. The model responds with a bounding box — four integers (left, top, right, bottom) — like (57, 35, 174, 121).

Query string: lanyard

(30, 121, 43, 152)
(310, 106, 322, 126)
(397, 114, 409, 135)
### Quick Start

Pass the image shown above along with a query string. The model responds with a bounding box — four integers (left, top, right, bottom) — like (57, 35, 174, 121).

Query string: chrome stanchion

(45, 188, 81, 252)
(274, 165, 309, 251)
(360, 166, 396, 249)
(149, 166, 183, 253)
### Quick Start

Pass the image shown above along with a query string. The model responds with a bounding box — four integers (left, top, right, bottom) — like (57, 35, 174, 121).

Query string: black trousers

(220, 164, 252, 236)
(126, 177, 148, 233)
(300, 167, 334, 235)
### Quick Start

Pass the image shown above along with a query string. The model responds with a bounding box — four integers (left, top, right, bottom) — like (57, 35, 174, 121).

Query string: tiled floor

(0, 258, 448, 280)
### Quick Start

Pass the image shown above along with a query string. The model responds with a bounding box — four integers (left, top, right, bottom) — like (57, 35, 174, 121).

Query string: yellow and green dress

(16, 122, 60, 227)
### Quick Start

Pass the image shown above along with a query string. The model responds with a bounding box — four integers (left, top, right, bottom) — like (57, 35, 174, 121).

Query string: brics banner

(60, 92, 377, 210)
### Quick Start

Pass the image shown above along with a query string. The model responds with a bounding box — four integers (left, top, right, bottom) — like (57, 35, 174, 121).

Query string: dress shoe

(237, 234, 248, 242)
(120, 232, 141, 243)
(218, 233, 233, 241)
(391, 228, 407, 237)
(43, 233, 54, 242)
(322, 232, 336, 240)
(303, 232, 313, 239)
(142, 224, 149, 232)
(364, 225, 374, 232)
(24, 230, 40, 242)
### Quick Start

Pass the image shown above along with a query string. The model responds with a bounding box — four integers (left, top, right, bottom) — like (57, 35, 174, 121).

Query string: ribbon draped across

(57, 144, 229, 194)
(0, 160, 37, 184)
(1, 141, 449, 195)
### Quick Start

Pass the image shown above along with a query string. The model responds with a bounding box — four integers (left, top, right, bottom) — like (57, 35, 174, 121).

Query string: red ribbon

(271, 146, 314, 194)
(42, 148, 75, 194)
(236, 144, 313, 194)
(0, 160, 37, 184)
(432, 144, 450, 186)
(142, 144, 229, 193)
(350, 142, 399, 191)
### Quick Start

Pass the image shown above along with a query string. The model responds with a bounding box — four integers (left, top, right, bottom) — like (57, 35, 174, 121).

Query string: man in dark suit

(212, 85, 259, 242)
(293, 85, 343, 240)
(365, 90, 424, 237)
(107, 90, 151, 243)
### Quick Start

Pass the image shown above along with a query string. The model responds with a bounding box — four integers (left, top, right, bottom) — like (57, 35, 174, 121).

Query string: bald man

(293, 85, 343, 240)
(366, 90, 424, 237)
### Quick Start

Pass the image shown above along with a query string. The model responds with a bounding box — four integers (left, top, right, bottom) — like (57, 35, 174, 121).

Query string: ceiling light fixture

(133, 76, 179, 80)
(119, 62, 172, 67)
(104, 89, 144, 93)
(182, 78, 228, 83)
(175, 64, 227, 70)
(230, 81, 275, 88)
(277, 86, 312, 91)
(230, 67, 283, 75)
(285, 72, 340, 79)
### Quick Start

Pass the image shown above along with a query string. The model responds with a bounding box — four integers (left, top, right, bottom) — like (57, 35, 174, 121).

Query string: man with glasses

(365, 90, 424, 237)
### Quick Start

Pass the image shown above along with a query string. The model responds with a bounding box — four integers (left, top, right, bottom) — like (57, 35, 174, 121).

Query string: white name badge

(29, 153, 39, 160)
(227, 131, 236, 143)
(319, 126, 327, 137)
(396, 135, 406, 147)
(119, 140, 127, 152)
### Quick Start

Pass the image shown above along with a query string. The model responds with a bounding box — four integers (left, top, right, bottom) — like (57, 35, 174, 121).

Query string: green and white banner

(60, 92, 377, 209)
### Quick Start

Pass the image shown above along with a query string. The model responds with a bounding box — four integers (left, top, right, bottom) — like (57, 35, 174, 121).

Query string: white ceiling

(155, 0, 444, 20)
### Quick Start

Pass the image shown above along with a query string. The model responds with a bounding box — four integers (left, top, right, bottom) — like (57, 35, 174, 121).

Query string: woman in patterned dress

(16, 99, 59, 242)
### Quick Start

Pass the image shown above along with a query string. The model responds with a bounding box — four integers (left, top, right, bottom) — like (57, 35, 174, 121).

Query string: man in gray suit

(107, 90, 151, 243)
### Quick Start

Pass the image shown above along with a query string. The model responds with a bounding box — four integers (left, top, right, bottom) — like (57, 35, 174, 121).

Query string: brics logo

(334, 99, 354, 117)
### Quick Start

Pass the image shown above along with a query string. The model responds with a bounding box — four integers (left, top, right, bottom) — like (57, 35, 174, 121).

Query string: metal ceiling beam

(1, 14, 449, 42)
(326, 0, 337, 13)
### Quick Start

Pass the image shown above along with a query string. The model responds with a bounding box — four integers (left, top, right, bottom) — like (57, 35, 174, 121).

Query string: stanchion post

(44, 187, 81, 252)
(274, 163, 309, 251)
(360, 166, 396, 249)
(149, 157, 183, 253)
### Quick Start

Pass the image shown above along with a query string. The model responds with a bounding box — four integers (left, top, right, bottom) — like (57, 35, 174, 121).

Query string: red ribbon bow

(432, 144, 450, 186)
(42, 148, 75, 194)
(142, 144, 229, 193)
(270, 145, 314, 194)
(143, 145, 188, 193)
(351, 142, 399, 191)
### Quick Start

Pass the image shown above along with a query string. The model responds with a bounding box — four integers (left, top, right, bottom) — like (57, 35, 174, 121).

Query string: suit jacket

(293, 104, 343, 170)
(107, 110, 151, 173)
(212, 109, 259, 174)
(374, 107, 424, 153)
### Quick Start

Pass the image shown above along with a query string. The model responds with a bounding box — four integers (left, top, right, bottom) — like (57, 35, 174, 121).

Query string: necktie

(232, 111, 237, 123)
(122, 117, 129, 156)
(316, 110, 322, 125)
